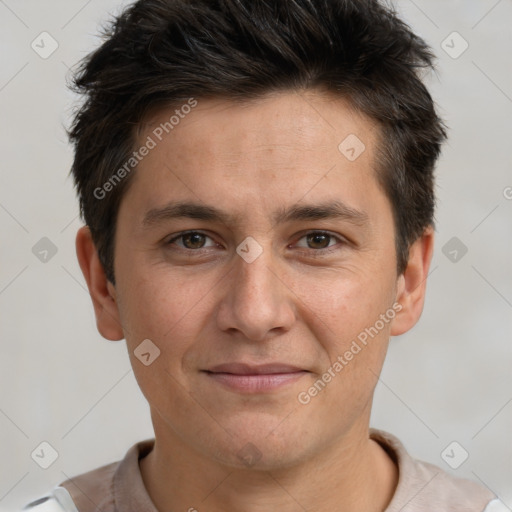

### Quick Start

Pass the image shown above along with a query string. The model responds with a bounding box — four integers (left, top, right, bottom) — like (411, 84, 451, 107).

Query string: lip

(207, 363, 305, 375)
(203, 363, 308, 393)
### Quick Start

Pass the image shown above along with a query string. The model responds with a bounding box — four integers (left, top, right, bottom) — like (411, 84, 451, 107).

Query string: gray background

(0, 0, 511, 509)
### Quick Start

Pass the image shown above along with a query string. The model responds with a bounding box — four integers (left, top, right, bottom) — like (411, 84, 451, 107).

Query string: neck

(140, 416, 398, 512)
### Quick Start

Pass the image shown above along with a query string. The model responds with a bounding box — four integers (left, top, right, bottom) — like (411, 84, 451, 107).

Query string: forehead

(121, 90, 388, 226)
(140, 90, 378, 161)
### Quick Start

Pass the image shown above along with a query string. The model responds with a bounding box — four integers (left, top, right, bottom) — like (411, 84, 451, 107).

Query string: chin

(204, 416, 313, 470)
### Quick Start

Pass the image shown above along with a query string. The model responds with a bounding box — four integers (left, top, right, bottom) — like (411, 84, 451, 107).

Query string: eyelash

(165, 230, 347, 257)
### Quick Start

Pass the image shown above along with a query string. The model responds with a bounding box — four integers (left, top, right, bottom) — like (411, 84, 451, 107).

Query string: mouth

(202, 363, 309, 393)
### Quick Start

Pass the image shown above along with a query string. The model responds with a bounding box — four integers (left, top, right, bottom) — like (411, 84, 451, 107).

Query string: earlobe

(390, 227, 434, 337)
(75, 226, 124, 341)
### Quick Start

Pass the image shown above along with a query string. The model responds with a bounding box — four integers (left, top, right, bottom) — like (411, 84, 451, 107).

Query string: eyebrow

(273, 201, 369, 225)
(142, 202, 236, 227)
(141, 200, 369, 228)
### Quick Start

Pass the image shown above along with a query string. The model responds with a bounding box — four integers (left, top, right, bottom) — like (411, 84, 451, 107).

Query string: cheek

(115, 270, 214, 413)
(297, 268, 395, 341)
(298, 282, 393, 412)
(116, 264, 218, 357)
(293, 267, 396, 401)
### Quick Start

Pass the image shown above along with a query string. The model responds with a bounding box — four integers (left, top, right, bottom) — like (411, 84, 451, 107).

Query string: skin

(76, 90, 434, 512)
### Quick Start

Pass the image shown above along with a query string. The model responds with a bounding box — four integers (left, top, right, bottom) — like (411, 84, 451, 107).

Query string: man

(23, 0, 505, 510)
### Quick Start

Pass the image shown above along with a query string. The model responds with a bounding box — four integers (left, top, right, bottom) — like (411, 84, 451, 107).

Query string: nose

(216, 245, 296, 342)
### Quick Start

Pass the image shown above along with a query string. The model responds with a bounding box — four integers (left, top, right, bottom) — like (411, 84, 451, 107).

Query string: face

(79, 90, 432, 470)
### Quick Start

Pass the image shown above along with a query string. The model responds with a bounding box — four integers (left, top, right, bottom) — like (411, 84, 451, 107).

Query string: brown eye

(306, 232, 332, 249)
(181, 232, 207, 249)
(167, 231, 216, 250)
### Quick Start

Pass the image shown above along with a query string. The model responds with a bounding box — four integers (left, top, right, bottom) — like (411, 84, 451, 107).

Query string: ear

(390, 226, 434, 336)
(75, 226, 124, 341)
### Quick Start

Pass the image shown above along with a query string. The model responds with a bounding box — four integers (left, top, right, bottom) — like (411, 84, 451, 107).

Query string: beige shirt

(31, 429, 500, 512)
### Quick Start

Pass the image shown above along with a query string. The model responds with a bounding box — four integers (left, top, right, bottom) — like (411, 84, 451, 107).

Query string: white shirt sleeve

(22, 487, 79, 512)
(482, 499, 510, 512)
